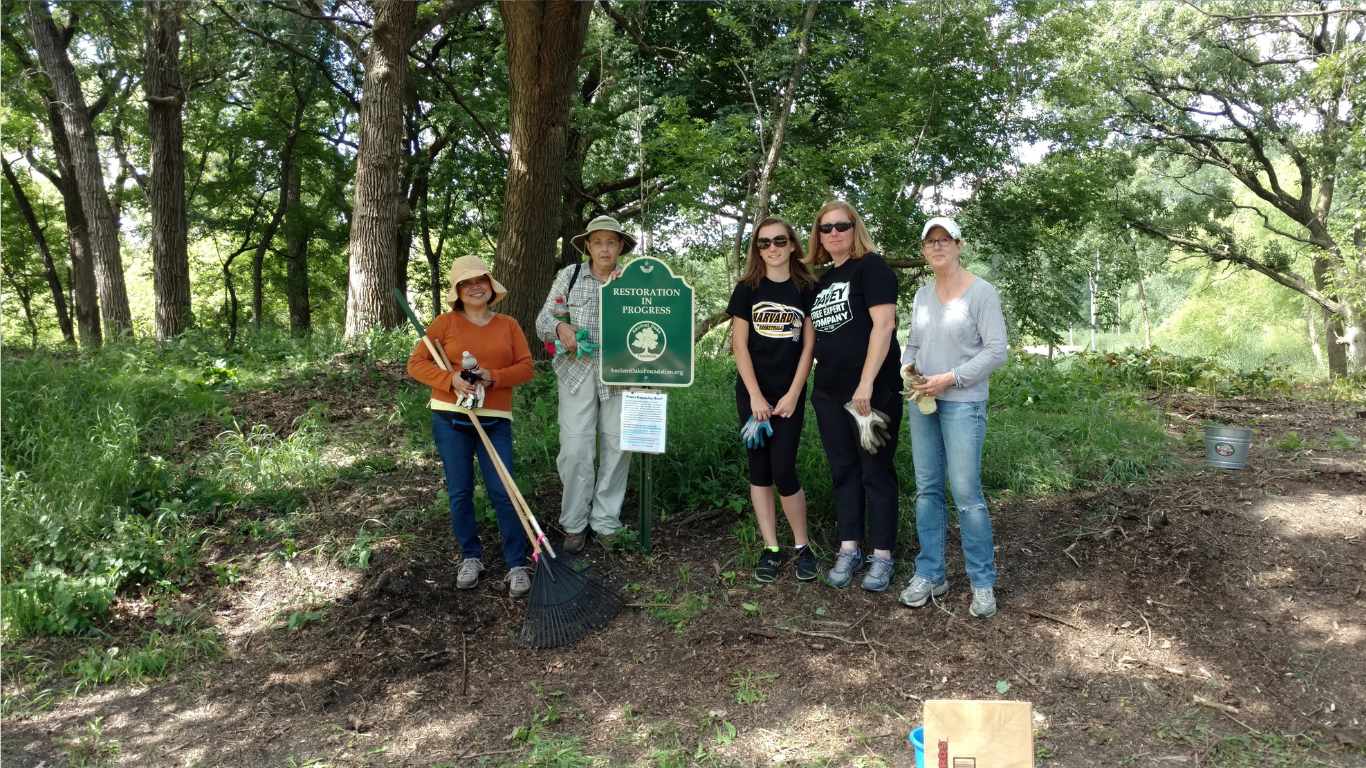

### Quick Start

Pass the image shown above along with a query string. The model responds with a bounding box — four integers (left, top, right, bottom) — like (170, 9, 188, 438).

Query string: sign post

(599, 257, 694, 552)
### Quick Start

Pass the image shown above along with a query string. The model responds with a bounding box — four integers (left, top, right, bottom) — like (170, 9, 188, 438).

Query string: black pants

(736, 384, 806, 496)
(811, 387, 902, 551)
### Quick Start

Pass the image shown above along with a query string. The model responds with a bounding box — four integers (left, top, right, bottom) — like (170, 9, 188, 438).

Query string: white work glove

(900, 363, 937, 415)
(843, 400, 891, 454)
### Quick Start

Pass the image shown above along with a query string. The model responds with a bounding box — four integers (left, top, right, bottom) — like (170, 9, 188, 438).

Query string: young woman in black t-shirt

(807, 200, 903, 592)
(726, 217, 818, 584)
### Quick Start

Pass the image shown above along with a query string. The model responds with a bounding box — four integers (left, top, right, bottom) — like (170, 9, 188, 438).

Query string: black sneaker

(794, 546, 817, 581)
(753, 549, 787, 583)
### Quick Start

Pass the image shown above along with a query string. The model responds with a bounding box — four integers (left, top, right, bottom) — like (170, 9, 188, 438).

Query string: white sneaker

(456, 558, 483, 590)
(969, 586, 997, 618)
(505, 566, 532, 598)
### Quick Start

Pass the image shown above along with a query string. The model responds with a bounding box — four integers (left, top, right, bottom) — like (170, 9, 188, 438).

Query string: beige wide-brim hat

(571, 215, 637, 256)
(445, 255, 508, 308)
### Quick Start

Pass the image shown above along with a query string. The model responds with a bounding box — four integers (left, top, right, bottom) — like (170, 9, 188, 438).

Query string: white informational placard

(620, 390, 668, 454)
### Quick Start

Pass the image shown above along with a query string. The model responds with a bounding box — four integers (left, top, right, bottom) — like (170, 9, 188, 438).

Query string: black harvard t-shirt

(726, 277, 815, 399)
(810, 251, 901, 400)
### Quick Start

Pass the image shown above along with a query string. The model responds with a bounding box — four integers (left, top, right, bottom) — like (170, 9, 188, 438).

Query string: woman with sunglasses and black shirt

(726, 217, 818, 584)
(807, 200, 903, 592)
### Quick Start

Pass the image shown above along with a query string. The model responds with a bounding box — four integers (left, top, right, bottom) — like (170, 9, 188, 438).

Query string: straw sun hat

(445, 255, 508, 308)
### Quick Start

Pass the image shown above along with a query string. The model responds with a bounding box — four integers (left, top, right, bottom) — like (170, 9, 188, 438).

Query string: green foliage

(987, 353, 1172, 494)
(731, 669, 777, 705)
(1072, 348, 1293, 397)
(59, 717, 120, 768)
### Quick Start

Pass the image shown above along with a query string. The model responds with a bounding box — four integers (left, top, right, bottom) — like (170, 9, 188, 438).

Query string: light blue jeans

(907, 399, 996, 588)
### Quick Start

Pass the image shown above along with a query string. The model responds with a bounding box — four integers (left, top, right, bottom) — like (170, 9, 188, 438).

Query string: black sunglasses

(755, 236, 791, 250)
(817, 221, 855, 234)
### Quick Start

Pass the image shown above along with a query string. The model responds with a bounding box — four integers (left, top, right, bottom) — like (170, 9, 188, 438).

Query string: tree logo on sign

(628, 321, 666, 362)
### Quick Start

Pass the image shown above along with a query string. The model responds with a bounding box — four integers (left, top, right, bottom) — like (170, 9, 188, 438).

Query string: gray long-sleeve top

(900, 277, 1009, 402)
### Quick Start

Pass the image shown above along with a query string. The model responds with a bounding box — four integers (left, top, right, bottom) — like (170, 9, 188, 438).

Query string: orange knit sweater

(407, 311, 534, 419)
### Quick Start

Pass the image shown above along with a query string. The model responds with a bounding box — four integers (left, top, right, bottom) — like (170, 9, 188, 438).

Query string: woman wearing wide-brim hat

(408, 255, 535, 596)
(535, 215, 636, 553)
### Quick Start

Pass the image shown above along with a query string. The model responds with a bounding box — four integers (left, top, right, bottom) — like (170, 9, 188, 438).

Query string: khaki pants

(556, 377, 631, 536)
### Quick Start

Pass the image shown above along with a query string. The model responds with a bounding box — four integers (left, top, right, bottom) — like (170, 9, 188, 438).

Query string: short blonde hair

(807, 200, 879, 266)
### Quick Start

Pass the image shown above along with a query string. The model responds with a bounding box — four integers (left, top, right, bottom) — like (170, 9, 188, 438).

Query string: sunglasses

(755, 236, 791, 250)
(817, 221, 855, 234)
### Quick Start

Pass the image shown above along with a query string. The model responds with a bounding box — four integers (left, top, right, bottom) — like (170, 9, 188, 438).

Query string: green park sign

(599, 256, 695, 387)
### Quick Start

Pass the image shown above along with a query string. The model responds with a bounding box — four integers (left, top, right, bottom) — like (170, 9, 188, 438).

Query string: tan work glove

(900, 363, 937, 415)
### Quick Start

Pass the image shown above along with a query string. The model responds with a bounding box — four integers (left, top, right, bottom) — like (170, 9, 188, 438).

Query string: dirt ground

(4, 379, 1364, 767)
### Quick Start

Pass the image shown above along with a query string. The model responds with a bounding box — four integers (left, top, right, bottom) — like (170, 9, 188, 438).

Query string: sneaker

(754, 548, 787, 583)
(969, 586, 997, 618)
(826, 549, 863, 588)
(861, 555, 895, 592)
(899, 574, 948, 608)
(563, 530, 587, 554)
(505, 566, 532, 598)
(794, 545, 818, 582)
(595, 530, 620, 550)
(456, 558, 484, 590)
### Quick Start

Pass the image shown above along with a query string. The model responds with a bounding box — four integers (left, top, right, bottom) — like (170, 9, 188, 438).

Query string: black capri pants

(736, 383, 806, 497)
(811, 385, 902, 551)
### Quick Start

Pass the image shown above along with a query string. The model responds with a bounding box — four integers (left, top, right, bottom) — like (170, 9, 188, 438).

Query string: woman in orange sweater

(407, 256, 535, 596)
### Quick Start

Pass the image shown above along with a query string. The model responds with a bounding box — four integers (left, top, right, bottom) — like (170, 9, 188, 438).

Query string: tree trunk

(1136, 275, 1151, 349)
(492, 0, 592, 336)
(3, 156, 75, 344)
(145, 0, 192, 340)
(343, 0, 415, 339)
(27, 0, 132, 335)
(750, 0, 818, 225)
(1310, 253, 1347, 377)
(284, 160, 312, 335)
(49, 115, 102, 349)
(1306, 299, 1325, 372)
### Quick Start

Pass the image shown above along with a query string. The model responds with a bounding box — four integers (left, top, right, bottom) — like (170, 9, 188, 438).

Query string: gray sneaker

(505, 566, 532, 598)
(826, 549, 863, 588)
(861, 555, 895, 592)
(456, 558, 484, 590)
(969, 586, 997, 618)
(899, 574, 948, 608)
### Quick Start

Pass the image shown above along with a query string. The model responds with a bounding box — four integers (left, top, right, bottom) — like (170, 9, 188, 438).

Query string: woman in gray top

(897, 216, 1009, 618)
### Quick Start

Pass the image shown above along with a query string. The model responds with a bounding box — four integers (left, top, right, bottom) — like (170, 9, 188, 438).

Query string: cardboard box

(923, 699, 1033, 767)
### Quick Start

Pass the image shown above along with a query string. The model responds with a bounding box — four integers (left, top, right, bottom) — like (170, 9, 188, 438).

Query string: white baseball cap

(920, 216, 962, 241)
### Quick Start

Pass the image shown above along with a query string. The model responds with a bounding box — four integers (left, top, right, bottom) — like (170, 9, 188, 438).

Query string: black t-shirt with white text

(726, 277, 815, 399)
(810, 251, 901, 401)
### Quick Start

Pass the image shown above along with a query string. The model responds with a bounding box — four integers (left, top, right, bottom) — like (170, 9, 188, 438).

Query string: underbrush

(0, 328, 410, 639)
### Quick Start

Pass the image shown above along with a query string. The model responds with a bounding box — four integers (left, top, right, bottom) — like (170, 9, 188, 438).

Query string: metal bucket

(1204, 425, 1253, 470)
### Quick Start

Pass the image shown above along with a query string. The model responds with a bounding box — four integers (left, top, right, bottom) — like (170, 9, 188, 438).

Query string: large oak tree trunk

(27, 0, 132, 336)
(492, 0, 592, 336)
(46, 107, 102, 349)
(2, 156, 74, 344)
(145, 0, 192, 340)
(284, 160, 312, 335)
(343, 0, 414, 339)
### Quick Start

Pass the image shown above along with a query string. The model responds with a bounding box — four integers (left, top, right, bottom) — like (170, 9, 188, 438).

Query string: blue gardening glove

(741, 415, 774, 449)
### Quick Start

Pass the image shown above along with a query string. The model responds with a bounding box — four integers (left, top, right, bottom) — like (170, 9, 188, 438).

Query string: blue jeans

(907, 400, 995, 588)
(431, 411, 530, 568)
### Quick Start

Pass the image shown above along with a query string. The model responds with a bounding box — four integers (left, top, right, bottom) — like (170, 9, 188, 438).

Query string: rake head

(520, 552, 621, 649)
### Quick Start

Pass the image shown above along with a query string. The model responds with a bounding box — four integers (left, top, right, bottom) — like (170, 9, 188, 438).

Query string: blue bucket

(908, 726, 925, 768)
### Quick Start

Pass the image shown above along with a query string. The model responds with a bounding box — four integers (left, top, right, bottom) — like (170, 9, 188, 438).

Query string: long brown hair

(740, 217, 816, 290)
(807, 200, 879, 266)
